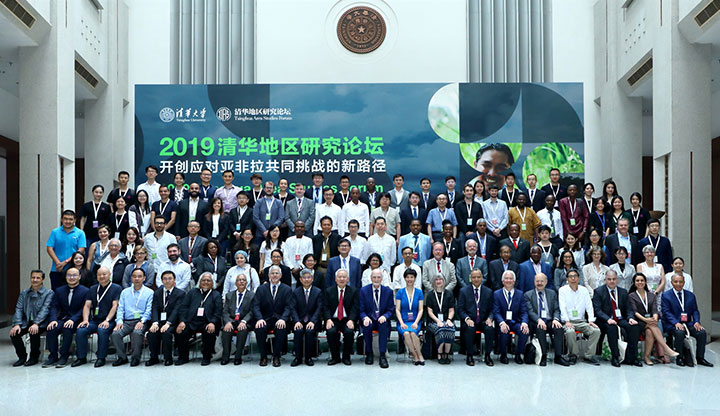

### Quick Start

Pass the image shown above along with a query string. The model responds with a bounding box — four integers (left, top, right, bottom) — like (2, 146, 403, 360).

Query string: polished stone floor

(1, 334, 719, 415)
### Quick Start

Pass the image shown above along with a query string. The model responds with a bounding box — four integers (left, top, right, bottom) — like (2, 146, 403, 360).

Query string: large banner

(135, 83, 584, 193)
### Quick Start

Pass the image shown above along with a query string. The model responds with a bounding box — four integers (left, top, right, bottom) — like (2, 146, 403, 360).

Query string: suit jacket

(638, 235, 673, 273)
(558, 197, 588, 238)
(332, 191, 352, 208)
(179, 288, 222, 325)
(389, 189, 410, 210)
(487, 259, 519, 291)
(523, 288, 561, 323)
(397, 233, 432, 266)
(500, 188, 521, 208)
(499, 237, 530, 264)
(49, 285, 90, 323)
(440, 190, 459, 207)
(151, 287, 186, 325)
(284, 197, 315, 236)
(453, 199, 484, 236)
(229, 205, 255, 238)
(262, 264, 293, 287)
(252, 196, 286, 237)
(440, 238, 463, 264)
(291, 286, 323, 324)
(358, 284, 394, 321)
(192, 254, 228, 286)
(176, 198, 209, 237)
(604, 233, 641, 266)
(517, 260, 554, 293)
(456, 255, 488, 288)
(493, 289, 528, 324)
(200, 213, 232, 243)
(325, 255, 362, 289)
(178, 235, 208, 264)
(593, 285, 631, 323)
(540, 184, 567, 202)
(419, 192, 437, 212)
(92, 255, 129, 286)
(525, 188, 547, 213)
(323, 285, 359, 322)
(222, 289, 255, 324)
(421, 258, 457, 291)
(661, 289, 701, 328)
(253, 283, 293, 321)
(467, 232, 500, 261)
(456, 284, 493, 323)
(359, 191, 381, 211)
(628, 290, 659, 318)
(399, 206, 428, 236)
(312, 232, 341, 262)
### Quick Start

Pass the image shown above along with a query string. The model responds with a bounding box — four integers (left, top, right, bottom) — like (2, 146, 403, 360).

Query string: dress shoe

(379, 356, 389, 369)
(12, 357, 27, 367)
(234, 358, 243, 365)
(174, 358, 189, 366)
(466, 356, 475, 366)
(201, 358, 211, 366)
(164, 359, 174, 366)
(698, 358, 714, 367)
(554, 356, 570, 367)
(611, 358, 620, 367)
(55, 358, 69, 368)
(145, 357, 160, 367)
(24, 358, 39, 367)
(676, 357, 686, 367)
(514, 354, 524, 365)
(42, 358, 58, 368)
(484, 354, 494, 367)
(71, 358, 87, 367)
(305, 358, 314, 366)
(418, 361, 425, 366)
(291, 357, 302, 367)
(94, 359, 106, 368)
(220, 359, 230, 366)
(328, 358, 341, 366)
(568, 354, 578, 365)
(272, 357, 281, 367)
(583, 357, 600, 366)
(130, 358, 140, 367)
(113, 357, 129, 367)
(414, 361, 421, 366)
(259, 357, 268, 367)
(623, 360, 642, 367)
(365, 354, 374, 365)
(499, 354, 509, 365)
(539, 357, 547, 367)
(342, 357, 352, 366)
(687, 359, 695, 368)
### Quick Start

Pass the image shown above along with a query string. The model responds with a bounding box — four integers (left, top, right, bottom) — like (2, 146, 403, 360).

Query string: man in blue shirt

(111, 268, 154, 366)
(46, 210, 87, 289)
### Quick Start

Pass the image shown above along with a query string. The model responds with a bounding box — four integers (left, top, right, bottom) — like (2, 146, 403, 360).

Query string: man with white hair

(220, 273, 255, 365)
(94, 238, 128, 285)
(175, 272, 222, 366)
(253, 265, 292, 367)
(492, 270, 529, 364)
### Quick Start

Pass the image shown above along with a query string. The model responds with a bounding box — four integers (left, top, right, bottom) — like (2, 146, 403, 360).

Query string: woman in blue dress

(395, 268, 425, 365)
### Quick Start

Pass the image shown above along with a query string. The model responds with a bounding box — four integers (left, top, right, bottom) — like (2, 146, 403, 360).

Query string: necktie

(413, 235, 418, 254)
(375, 288, 380, 306)
(530, 189, 534, 201)
(237, 292, 243, 313)
(413, 207, 417, 219)
(513, 239, 518, 249)
(449, 191, 454, 205)
(538, 291, 545, 317)
(474, 288, 480, 321)
(678, 291, 683, 304)
(610, 289, 618, 320)
(342, 257, 347, 270)
(470, 256, 474, 269)
(272, 285, 277, 299)
(436, 260, 442, 274)
(188, 237, 195, 263)
(423, 193, 428, 207)
(68, 288, 74, 305)
(549, 210, 555, 234)
(305, 290, 309, 303)
(297, 198, 302, 214)
(338, 289, 344, 320)
(315, 188, 320, 204)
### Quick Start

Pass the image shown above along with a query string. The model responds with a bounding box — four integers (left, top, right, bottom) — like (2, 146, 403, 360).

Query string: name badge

(133, 311, 141, 319)
(92, 220, 99, 228)
(321, 253, 328, 262)
(265, 213, 271, 221)
(295, 254, 301, 261)
(380, 254, 385, 262)
(438, 313, 444, 321)
(94, 307, 100, 316)
(375, 310, 380, 320)
(492, 219, 498, 225)
(152, 253, 157, 259)
(571, 309, 579, 318)
(234, 313, 240, 321)
(614, 309, 622, 319)
(160, 312, 167, 321)
(506, 311, 513, 321)
(467, 219, 473, 226)
(521, 224, 527, 231)
(541, 310, 549, 319)
(570, 218, 576, 226)
(236, 224, 242, 231)
(197, 307, 205, 317)
(633, 226, 639, 234)
(189, 216, 195, 221)
(680, 313, 688, 322)
(114, 232, 120, 240)
(408, 312, 414, 321)
(550, 226, 555, 235)
(413, 253, 418, 260)
(644, 314, 651, 318)
(654, 256, 658, 263)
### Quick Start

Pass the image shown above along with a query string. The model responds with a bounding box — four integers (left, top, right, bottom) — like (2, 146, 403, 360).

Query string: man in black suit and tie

(285, 183, 315, 237)
(360, 177, 381, 211)
(488, 245, 519, 290)
(178, 221, 208, 265)
(467, 219, 499, 261)
(419, 177, 436, 212)
(524, 174, 546, 213)
(499, 173, 520, 208)
(220, 273, 255, 365)
(604, 218, 641, 265)
(540, 168, 567, 206)
(592, 270, 642, 367)
(290, 269, 323, 366)
(457, 269, 495, 366)
(175, 272, 222, 366)
(454, 184, 484, 242)
(324, 268, 359, 366)
(176, 183, 209, 237)
(500, 224, 530, 264)
(229, 192, 254, 245)
(146, 270, 186, 366)
(43, 268, 90, 367)
(253, 265, 293, 367)
(523, 272, 569, 366)
(399, 192, 428, 236)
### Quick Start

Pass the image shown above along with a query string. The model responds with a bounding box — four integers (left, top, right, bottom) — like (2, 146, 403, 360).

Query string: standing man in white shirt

(136, 165, 161, 206)
(482, 184, 509, 240)
(367, 217, 397, 274)
(558, 269, 601, 365)
(346, 220, 369, 264)
(341, 188, 370, 237)
(393, 247, 423, 292)
(155, 243, 192, 291)
(536, 194, 564, 247)
(314, 188, 342, 234)
(283, 221, 314, 284)
(144, 217, 176, 273)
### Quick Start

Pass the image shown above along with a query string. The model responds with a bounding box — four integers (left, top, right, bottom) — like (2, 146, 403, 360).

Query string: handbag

(532, 337, 542, 365)
(524, 339, 536, 364)
(683, 324, 698, 366)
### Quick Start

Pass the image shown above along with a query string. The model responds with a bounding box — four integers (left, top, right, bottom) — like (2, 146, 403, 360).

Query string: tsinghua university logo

(159, 107, 175, 122)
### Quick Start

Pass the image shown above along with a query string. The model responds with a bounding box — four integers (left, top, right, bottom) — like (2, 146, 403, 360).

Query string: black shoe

(112, 357, 129, 367)
(94, 359, 106, 368)
(514, 354, 524, 365)
(174, 358, 189, 366)
(130, 359, 140, 367)
(201, 358, 211, 366)
(259, 357, 268, 367)
(485, 354, 494, 367)
(466, 356, 475, 366)
(698, 358, 714, 367)
(539, 356, 547, 367)
(164, 359, 173, 366)
(42, 358, 58, 368)
(554, 356, 570, 367)
(676, 357, 686, 367)
(291, 357, 302, 367)
(379, 356, 389, 369)
(55, 358, 69, 368)
(220, 359, 230, 366)
(24, 357, 38, 367)
(234, 358, 243, 365)
(145, 357, 160, 367)
(583, 357, 600, 366)
(272, 357, 281, 367)
(328, 358, 341, 366)
(568, 354, 578, 365)
(365, 354, 374, 365)
(305, 358, 314, 366)
(623, 360, 642, 367)
(499, 354, 509, 364)
(342, 357, 352, 366)
(687, 359, 695, 368)
(12, 357, 26, 367)
(71, 358, 87, 367)
(611, 358, 620, 367)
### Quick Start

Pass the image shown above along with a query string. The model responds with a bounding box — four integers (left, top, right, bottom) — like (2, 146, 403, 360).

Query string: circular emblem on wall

(337, 6, 386, 54)
(216, 107, 231, 122)
(159, 107, 175, 123)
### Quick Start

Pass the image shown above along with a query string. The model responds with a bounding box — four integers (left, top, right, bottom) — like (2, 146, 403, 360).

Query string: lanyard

(504, 290, 513, 310)
(507, 189, 515, 204)
(608, 288, 618, 304)
(201, 185, 211, 198)
(115, 212, 126, 229)
(434, 290, 444, 314)
(476, 233, 487, 256)
(132, 288, 143, 309)
(550, 184, 560, 199)
(208, 254, 218, 273)
(405, 288, 415, 310)
(119, 189, 128, 198)
(568, 199, 577, 217)
(528, 189, 535, 203)
(585, 197, 593, 212)
(252, 189, 262, 202)
(540, 244, 552, 255)
(158, 201, 169, 216)
(639, 291, 649, 314)
(92, 202, 101, 219)
(488, 200, 501, 219)
(466, 203, 473, 219)
(649, 235, 661, 252)
(369, 193, 376, 206)
(163, 288, 171, 310)
(97, 284, 111, 305)
(675, 291, 685, 312)
(200, 289, 212, 307)
(516, 206, 527, 223)
(341, 192, 350, 205)
(265, 197, 274, 213)
(438, 208, 447, 222)
(631, 208, 641, 224)
(596, 211, 605, 229)
(373, 287, 381, 311)
(236, 291, 244, 310)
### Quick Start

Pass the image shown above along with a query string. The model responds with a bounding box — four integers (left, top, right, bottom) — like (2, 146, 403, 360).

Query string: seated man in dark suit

(517, 245, 553, 293)
(44, 268, 89, 367)
(487, 245, 519, 290)
(262, 248, 292, 286)
(175, 272, 222, 366)
(146, 270, 186, 366)
(661, 273, 713, 367)
(325, 238, 362, 289)
(359, 269, 394, 368)
(467, 218, 499, 261)
(220, 273, 255, 365)
(523, 272, 569, 366)
(253, 265, 293, 367)
(592, 269, 642, 367)
(493, 270, 529, 364)
(457, 269, 495, 366)
(324, 269, 359, 366)
(290, 269, 323, 366)
(499, 224, 530, 264)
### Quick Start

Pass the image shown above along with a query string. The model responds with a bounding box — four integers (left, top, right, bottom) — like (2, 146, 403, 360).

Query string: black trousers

(147, 324, 177, 360)
(255, 318, 287, 359)
(529, 321, 564, 357)
(327, 318, 355, 360)
(293, 321, 317, 360)
(177, 322, 218, 360)
(669, 325, 707, 361)
(221, 321, 251, 361)
(597, 319, 640, 363)
(462, 320, 494, 356)
(10, 326, 46, 359)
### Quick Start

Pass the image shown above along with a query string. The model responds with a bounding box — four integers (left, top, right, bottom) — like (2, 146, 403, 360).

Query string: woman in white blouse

(258, 225, 283, 273)
(129, 190, 152, 235)
(582, 247, 609, 297)
(663, 256, 694, 293)
(224, 250, 260, 296)
(361, 253, 391, 288)
(636, 245, 665, 295)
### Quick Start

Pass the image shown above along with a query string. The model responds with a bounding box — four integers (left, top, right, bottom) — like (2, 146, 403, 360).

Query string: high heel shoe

(665, 348, 680, 358)
(643, 358, 654, 366)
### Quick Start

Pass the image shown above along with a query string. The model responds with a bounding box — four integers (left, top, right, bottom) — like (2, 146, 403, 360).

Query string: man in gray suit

(523, 272, 569, 367)
(178, 221, 208, 265)
(456, 239, 488, 289)
(389, 173, 410, 210)
(220, 273, 255, 365)
(285, 182, 315, 237)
